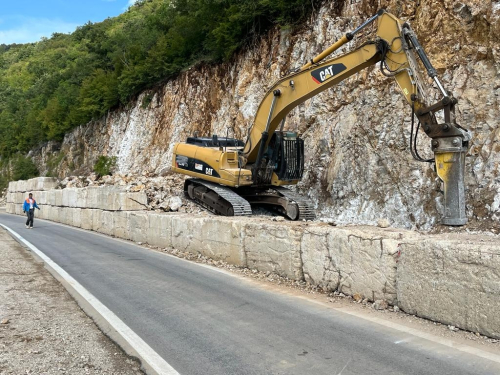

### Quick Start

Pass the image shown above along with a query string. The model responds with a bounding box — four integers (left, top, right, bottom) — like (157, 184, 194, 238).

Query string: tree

(11, 156, 39, 181)
(0, 0, 318, 158)
(93, 155, 117, 177)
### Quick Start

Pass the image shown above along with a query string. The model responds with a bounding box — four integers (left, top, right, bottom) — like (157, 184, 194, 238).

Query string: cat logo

(311, 63, 347, 84)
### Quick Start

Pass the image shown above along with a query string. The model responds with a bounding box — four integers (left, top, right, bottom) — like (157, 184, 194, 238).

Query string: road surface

(1, 212, 499, 375)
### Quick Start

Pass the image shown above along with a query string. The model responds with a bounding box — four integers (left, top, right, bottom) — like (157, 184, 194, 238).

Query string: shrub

(46, 152, 66, 178)
(93, 155, 117, 177)
(0, 174, 8, 191)
(12, 156, 39, 181)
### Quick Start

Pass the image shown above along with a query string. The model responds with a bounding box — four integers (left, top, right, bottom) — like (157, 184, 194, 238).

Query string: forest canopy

(0, 0, 317, 158)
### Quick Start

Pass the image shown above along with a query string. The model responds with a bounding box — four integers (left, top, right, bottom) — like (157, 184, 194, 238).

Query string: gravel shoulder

(0, 227, 143, 375)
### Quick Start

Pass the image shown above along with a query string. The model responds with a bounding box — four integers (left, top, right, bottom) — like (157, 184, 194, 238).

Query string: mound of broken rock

(58, 173, 201, 214)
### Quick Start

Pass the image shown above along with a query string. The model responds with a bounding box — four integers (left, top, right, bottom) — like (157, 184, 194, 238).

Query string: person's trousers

(26, 209, 34, 227)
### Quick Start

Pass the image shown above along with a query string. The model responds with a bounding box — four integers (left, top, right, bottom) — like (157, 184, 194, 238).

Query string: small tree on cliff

(93, 155, 117, 178)
(12, 156, 39, 181)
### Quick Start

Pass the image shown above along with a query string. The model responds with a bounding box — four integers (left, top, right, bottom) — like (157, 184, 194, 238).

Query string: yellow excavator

(171, 10, 470, 226)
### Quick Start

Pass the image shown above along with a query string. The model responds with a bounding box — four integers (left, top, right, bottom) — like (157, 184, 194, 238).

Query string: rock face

(29, 1, 500, 230)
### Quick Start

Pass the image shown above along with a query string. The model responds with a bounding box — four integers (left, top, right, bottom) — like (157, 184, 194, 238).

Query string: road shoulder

(0, 227, 143, 374)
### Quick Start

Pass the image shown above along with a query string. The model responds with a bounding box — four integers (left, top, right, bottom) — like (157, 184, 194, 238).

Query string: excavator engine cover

(186, 136, 244, 148)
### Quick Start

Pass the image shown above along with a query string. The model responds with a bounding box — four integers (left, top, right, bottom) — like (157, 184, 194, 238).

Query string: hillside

(3, 0, 500, 231)
(0, 0, 316, 158)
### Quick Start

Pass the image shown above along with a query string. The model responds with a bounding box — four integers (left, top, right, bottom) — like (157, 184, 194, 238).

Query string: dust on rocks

(0, 228, 143, 375)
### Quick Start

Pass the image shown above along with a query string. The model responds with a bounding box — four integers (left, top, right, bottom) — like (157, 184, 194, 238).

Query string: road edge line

(0, 223, 180, 375)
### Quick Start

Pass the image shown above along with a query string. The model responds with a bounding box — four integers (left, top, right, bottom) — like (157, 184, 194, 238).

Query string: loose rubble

(58, 173, 201, 214)
(377, 219, 391, 229)
(373, 299, 389, 310)
(54, 172, 500, 234)
(54, 173, 288, 219)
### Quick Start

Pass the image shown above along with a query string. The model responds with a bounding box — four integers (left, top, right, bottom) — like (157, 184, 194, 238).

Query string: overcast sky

(0, 0, 138, 44)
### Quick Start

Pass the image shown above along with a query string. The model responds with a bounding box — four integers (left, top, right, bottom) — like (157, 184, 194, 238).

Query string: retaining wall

(7, 178, 148, 213)
(6, 178, 500, 339)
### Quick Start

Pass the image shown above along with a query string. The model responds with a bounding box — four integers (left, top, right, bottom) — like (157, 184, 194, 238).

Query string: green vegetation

(0, 159, 9, 190)
(0, 176, 8, 191)
(93, 155, 117, 177)
(11, 156, 39, 181)
(0, 0, 317, 159)
(46, 152, 66, 177)
(0, 167, 9, 191)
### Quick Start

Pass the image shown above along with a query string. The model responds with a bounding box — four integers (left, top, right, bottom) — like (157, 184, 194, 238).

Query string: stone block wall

(8, 177, 58, 193)
(6, 179, 147, 213)
(5, 178, 500, 339)
(300, 226, 418, 302)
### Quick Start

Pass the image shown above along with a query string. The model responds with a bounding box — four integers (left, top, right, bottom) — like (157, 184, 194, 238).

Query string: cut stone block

(397, 237, 500, 339)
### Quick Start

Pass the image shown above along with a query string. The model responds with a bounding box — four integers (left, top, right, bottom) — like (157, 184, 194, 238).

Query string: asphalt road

(1, 212, 499, 375)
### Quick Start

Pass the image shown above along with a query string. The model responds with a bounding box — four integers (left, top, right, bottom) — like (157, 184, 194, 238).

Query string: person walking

(23, 193, 40, 229)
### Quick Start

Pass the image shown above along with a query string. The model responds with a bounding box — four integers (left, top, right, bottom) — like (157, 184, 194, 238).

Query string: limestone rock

(166, 196, 183, 212)
(397, 237, 500, 339)
(26, 1, 500, 232)
(373, 300, 389, 310)
(377, 219, 390, 228)
(129, 184, 145, 192)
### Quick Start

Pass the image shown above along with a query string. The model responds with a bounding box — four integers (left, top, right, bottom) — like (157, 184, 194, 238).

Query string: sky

(0, 0, 139, 45)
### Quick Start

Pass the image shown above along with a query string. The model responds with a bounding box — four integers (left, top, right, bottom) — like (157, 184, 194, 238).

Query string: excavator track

(273, 187, 316, 221)
(184, 179, 252, 217)
(239, 186, 316, 221)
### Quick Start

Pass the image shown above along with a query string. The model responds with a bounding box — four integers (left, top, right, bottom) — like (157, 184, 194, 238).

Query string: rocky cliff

(30, 0, 500, 231)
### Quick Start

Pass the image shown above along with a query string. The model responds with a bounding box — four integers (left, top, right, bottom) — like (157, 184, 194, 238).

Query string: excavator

(171, 9, 470, 226)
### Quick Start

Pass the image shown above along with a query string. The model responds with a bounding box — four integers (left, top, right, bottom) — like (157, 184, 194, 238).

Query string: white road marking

(0, 223, 180, 375)
(395, 338, 413, 344)
(337, 358, 351, 375)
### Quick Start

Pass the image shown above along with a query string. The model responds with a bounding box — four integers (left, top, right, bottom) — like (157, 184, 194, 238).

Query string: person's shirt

(27, 198, 34, 209)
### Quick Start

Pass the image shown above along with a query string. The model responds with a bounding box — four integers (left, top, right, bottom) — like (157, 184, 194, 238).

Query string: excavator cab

(269, 132, 305, 182)
(251, 131, 305, 185)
